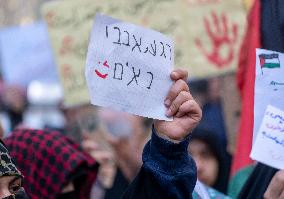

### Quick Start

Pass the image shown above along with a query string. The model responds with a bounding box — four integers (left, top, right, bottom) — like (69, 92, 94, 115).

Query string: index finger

(170, 69, 188, 81)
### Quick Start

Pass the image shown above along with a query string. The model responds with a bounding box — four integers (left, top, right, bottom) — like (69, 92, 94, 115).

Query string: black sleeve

(238, 163, 277, 199)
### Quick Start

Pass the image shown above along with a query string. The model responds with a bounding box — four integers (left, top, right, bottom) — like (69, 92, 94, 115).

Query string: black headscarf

(189, 128, 231, 194)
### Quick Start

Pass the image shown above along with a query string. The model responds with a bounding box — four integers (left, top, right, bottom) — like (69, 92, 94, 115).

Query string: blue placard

(0, 21, 58, 86)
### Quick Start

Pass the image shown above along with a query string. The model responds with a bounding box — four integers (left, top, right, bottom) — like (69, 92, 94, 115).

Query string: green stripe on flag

(262, 63, 280, 68)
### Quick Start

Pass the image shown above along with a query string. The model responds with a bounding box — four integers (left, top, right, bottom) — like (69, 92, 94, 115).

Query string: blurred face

(188, 139, 219, 186)
(0, 176, 22, 198)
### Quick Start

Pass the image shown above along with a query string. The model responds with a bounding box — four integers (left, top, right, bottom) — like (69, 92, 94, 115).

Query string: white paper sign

(253, 49, 284, 142)
(251, 105, 284, 169)
(85, 14, 174, 121)
(0, 22, 58, 86)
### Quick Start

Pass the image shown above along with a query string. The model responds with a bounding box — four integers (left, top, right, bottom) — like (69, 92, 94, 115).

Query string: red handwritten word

(195, 11, 238, 68)
(94, 60, 109, 79)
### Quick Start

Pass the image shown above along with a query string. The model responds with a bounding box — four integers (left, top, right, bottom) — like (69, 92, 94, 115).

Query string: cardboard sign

(251, 105, 284, 169)
(42, 0, 246, 106)
(0, 22, 58, 86)
(85, 14, 173, 121)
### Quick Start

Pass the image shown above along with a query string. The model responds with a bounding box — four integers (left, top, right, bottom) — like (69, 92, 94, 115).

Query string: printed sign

(253, 49, 284, 142)
(251, 105, 284, 169)
(85, 14, 173, 121)
(0, 22, 58, 86)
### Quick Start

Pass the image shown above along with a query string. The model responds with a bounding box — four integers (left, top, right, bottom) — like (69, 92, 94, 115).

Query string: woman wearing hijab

(188, 128, 232, 197)
(4, 128, 98, 199)
(0, 140, 29, 199)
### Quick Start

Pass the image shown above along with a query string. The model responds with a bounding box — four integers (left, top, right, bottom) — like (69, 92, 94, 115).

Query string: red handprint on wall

(195, 11, 238, 68)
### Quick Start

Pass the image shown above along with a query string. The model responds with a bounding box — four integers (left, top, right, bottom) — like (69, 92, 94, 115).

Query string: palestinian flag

(259, 53, 280, 69)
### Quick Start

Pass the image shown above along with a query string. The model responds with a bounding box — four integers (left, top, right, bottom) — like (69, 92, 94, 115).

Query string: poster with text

(253, 49, 284, 143)
(42, 0, 246, 106)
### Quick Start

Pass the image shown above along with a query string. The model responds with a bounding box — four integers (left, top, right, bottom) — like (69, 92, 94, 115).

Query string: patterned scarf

(0, 140, 22, 178)
(0, 140, 29, 199)
(5, 129, 98, 199)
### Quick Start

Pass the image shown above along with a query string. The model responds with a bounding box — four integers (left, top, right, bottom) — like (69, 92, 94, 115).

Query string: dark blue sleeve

(142, 127, 197, 198)
(122, 127, 197, 199)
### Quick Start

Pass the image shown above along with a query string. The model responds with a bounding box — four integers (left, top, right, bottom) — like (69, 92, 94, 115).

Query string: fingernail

(164, 99, 171, 107)
(166, 109, 172, 116)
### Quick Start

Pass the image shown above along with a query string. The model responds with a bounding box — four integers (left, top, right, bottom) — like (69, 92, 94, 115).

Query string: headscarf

(0, 140, 21, 178)
(189, 128, 231, 194)
(4, 129, 98, 199)
(0, 140, 29, 199)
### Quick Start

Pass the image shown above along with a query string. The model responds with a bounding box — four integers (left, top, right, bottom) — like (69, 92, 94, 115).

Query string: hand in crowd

(106, 116, 149, 182)
(154, 69, 202, 143)
(82, 132, 116, 188)
(264, 170, 284, 199)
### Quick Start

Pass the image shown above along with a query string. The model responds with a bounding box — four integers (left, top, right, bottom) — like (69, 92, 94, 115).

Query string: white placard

(85, 14, 174, 121)
(251, 105, 284, 169)
(253, 48, 284, 142)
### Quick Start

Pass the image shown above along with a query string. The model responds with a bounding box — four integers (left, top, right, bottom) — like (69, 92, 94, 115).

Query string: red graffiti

(45, 11, 55, 26)
(60, 36, 74, 55)
(195, 11, 238, 68)
(61, 64, 71, 79)
(187, 0, 220, 5)
(94, 60, 109, 79)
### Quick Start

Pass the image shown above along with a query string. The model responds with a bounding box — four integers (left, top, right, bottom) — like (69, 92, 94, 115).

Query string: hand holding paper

(86, 14, 202, 142)
(154, 69, 202, 143)
(85, 14, 174, 121)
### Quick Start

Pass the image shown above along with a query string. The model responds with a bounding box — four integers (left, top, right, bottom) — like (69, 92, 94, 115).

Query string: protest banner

(85, 14, 173, 121)
(42, 0, 246, 106)
(0, 22, 58, 86)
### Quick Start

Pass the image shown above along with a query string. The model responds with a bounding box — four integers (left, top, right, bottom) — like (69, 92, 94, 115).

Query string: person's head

(189, 138, 219, 186)
(188, 128, 231, 193)
(62, 104, 101, 143)
(0, 140, 29, 199)
(4, 129, 98, 199)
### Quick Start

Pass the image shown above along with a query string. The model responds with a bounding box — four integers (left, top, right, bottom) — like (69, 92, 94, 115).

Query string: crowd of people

(0, 0, 283, 198)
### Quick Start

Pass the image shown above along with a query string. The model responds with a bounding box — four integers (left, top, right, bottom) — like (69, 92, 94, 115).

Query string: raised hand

(154, 69, 202, 143)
